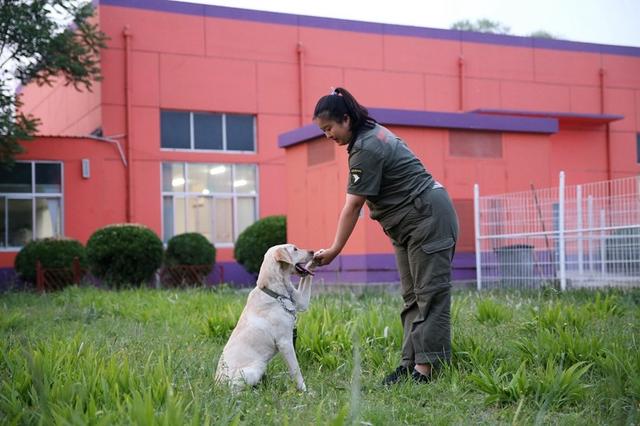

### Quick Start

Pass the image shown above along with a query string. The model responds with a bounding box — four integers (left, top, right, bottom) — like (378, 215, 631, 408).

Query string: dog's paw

(297, 382, 307, 392)
(305, 259, 319, 271)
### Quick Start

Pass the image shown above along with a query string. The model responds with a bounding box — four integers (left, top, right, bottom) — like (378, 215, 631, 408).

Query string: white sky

(173, 0, 640, 48)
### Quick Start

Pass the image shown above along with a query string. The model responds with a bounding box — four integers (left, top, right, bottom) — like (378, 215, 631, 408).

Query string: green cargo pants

(384, 187, 458, 369)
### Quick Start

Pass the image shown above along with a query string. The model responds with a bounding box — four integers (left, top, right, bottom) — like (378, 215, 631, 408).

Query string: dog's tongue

(295, 262, 314, 276)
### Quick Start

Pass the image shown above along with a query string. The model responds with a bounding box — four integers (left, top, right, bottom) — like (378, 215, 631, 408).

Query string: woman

(312, 87, 459, 385)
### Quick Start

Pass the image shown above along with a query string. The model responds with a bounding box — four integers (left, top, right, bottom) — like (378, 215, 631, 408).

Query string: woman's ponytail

(313, 87, 377, 135)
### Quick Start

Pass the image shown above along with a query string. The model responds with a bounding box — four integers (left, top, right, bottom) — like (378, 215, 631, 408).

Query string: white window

(161, 162, 258, 246)
(160, 110, 256, 152)
(0, 162, 63, 249)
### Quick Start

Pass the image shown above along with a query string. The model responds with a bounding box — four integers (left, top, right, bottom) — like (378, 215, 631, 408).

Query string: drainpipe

(297, 42, 306, 126)
(123, 25, 133, 223)
(599, 68, 612, 181)
(458, 56, 465, 111)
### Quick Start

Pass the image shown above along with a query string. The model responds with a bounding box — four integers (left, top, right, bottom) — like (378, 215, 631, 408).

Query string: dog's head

(264, 244, 316, 277)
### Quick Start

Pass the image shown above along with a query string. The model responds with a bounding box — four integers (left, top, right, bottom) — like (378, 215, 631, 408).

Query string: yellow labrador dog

(215, 244, 316, 392)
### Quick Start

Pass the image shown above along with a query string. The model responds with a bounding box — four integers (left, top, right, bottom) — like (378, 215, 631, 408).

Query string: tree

(529, 30, 556, 39)
(451, 18, 557, 39)
(0, 0, 107, 167)
(451, 19, 511, 35)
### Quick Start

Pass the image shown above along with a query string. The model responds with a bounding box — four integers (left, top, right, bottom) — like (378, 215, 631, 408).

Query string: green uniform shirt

(347, 124, 434, 230)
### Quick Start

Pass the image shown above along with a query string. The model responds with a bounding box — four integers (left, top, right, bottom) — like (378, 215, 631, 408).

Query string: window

(0, 162, 63, 248)
(449, 130, 502, 158)
(637, 133, 640, 164)
(161, 110, 255, 152)
(161, 162, 258, 245)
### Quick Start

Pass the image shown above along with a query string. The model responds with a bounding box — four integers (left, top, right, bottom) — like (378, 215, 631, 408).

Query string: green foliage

(233, 215, 286, 274)
(0, 0, 107, 166)
(450, 18, 557, 40)
(86, 224, 163, 288)
(14, 237, 86, 284)
(165, 233, 216, 269)
(475, 298, 513, 324)
(451, 18, 511, 34)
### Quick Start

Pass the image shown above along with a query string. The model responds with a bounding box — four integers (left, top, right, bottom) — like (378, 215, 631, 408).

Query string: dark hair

(313, 87, 377, 136)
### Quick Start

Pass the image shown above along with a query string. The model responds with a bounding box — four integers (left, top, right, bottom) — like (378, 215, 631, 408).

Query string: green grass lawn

(1, 285, 639, 425)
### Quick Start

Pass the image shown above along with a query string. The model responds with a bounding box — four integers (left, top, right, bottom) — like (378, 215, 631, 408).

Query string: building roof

(278, 107, 559, 148)
(471, 109, 624, 126)
(100, 0, 640, 57)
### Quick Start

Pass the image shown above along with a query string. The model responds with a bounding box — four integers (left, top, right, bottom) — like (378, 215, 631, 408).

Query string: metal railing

(474, 172, 640, 290)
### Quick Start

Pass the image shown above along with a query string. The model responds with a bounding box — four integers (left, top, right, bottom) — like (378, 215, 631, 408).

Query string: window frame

(160, 162, 259, 247)
(0, 161, 64, 251)
(160, 110, 257, 154)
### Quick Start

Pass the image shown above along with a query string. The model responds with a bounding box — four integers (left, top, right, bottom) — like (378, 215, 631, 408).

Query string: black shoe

(411, 368, 433, 383)
(382, 365, 414, 385)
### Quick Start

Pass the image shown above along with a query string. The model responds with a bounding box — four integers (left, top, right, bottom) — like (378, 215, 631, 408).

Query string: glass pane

(0, 197, 5, 247)
(208, 164, 232, 193)
(234, 164, 257, 194)
(163, 196, 173, 243)
(226, 114, 255, 151)
(35, 163, 62, 193)
(186, 196, 213, 242)
(214, 198, 233, 243)
(35, 198, 61, 239)
(162, 163, 185, 192)
(8, 199, 32, 247)
(187, 164, 213, 194)
(174, 197, 187, 236)
(236, 197, 256, 238)
(194, 113, 223, 150)
(0, 162, 31, 193)
(161, 111, 190, 149)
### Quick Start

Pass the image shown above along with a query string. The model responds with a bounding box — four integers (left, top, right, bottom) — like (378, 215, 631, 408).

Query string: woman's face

(314, 114, 352, 146)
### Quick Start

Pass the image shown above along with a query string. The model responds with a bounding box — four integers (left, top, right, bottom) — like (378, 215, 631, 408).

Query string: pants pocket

(421, 237, 455, 255)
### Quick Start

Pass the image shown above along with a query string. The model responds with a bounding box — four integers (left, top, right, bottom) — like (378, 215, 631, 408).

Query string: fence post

(474, 183, 482, 291)
(600, 209, 606, 275)
(558, 171, 567, 291)
(577, 185, 584, 275)
(36, 260, 45, 293)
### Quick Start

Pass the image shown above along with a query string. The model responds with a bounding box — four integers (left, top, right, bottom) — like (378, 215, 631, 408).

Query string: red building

(3, 0, 639, 284)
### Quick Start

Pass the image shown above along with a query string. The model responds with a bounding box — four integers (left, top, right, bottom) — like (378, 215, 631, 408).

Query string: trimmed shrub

(234, 215, 286, 274)
(86, 224, 163, 288)
(163, 233, 216, 287)
(14, 238, 87, 285)
(165, 233, 216, 268)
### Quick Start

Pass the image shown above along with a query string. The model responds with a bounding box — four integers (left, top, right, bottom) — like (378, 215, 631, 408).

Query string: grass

(1, 285, 639, 425)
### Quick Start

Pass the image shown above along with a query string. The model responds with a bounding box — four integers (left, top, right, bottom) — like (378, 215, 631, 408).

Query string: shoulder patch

(350, 168, 362, 185)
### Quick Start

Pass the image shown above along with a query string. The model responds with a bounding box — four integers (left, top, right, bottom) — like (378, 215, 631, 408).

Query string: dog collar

(260, 287, 297, 318)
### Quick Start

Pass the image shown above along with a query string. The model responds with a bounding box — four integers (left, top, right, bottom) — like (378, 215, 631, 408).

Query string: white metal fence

(474, 172, 640, 290)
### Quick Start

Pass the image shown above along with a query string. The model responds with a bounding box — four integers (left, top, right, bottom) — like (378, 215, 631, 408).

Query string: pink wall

(10, 0, 640, 279)
(0, 136, 126, 268)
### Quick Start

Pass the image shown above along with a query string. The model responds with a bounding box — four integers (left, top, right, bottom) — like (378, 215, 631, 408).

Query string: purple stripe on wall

(279, 107, 558, 148)
(215, 252, 477, 285)
(0, 253, 476, 288)
(99, 0, 640, 57)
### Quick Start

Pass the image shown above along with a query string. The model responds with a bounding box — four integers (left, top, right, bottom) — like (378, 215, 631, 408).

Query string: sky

(172, 0, 640, 48)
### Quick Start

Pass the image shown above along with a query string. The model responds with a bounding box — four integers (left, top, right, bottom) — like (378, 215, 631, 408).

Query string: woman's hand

(313, 247, 339, 266)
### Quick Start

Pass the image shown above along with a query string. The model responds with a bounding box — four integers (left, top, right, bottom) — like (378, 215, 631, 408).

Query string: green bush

(163, 233, 216, 287)
(165, 233, 216, 268)
(234, 215, 286, 274)
(14, 238, 87, 285)
(86, 224, 163, 288)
